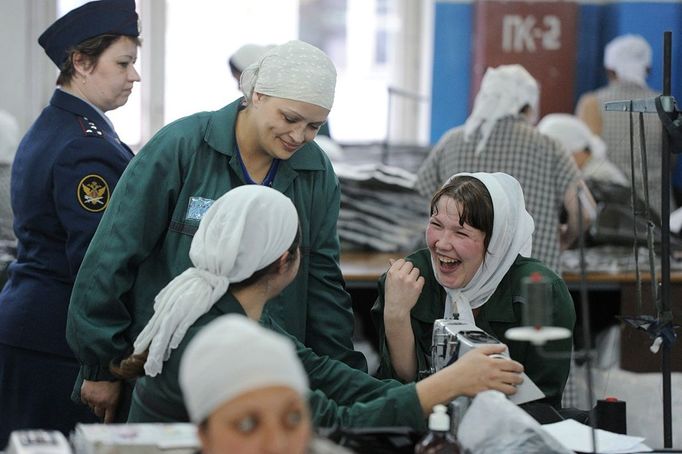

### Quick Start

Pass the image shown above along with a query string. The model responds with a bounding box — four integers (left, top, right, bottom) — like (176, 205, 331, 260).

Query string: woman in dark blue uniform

(0, 0, 140, 445)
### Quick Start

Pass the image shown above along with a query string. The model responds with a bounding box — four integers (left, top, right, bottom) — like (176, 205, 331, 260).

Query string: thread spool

(522, 272, 552, 328)
(595, 397, 627, 434)
(505, 272, 572, 345)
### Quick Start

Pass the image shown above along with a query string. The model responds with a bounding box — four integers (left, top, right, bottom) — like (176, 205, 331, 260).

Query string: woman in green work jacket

(371, 172, 576, 408)
(114, 185, 524, 427)
(66, 40, 367, 422)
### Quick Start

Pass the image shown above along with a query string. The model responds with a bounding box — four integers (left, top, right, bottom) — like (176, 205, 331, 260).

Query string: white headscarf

(432, 172, 535, 324)
(229, 43, 272, 73)
(537, 113, 607, 160)
(464, 65, 539, 155)
(604, 34, 652, 87)
(134, 185, 299, 376)
(180, 314, 308, 423)
(240, 40, 336, 110)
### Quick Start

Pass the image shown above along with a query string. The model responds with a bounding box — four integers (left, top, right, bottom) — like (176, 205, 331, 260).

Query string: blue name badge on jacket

(186, 196, 215, 221)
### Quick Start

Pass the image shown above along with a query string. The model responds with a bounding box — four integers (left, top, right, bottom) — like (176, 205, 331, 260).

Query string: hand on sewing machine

(414, 344, 525, 413)
(448, 344, 524, 397)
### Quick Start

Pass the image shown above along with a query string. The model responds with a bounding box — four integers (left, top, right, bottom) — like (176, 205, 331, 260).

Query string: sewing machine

(430, 319, 545, 405)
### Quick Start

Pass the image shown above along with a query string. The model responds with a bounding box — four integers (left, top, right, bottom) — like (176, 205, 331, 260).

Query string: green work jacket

(371, 250, 575, 408)
(128, 293, 426, 431)
(66, 99, 366, 383)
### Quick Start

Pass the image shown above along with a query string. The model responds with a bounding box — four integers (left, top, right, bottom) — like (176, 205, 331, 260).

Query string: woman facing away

(372, 172, 576, 408)
(110, 184, 524, 431)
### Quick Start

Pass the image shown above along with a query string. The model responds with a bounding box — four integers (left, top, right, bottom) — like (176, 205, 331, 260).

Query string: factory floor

(568, 326, 682, 449)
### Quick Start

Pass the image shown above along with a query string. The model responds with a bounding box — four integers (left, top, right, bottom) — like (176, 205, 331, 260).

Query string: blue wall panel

(614, 2, 682, 99)
(574, 3, 610, 103)
(432, 1, 682, 144)
(430, 1, 473, 144)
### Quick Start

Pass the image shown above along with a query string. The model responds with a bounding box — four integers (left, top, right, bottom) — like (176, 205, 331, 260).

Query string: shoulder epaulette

(77, 116, 104, 138)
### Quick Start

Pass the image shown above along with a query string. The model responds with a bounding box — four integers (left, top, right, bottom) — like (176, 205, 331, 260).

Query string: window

(59, 0, 432, 147)
(164, 0, 298, 124)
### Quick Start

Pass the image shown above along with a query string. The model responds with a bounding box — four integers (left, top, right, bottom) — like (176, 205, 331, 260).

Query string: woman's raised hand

(384, 259, 425, 319)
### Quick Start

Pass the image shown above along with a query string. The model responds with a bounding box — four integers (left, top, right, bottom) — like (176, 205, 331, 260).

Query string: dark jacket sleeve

(305, 162, 368, 371)
(52, 137, 130, 279)
(66, 132, 185, 381)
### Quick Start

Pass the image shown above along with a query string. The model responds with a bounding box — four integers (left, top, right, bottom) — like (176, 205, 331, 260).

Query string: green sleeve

(288, 325, 400, 405)
(66, 131, 185, 381)
(305, 165, 368, 371)
(308, 384, 426, 430)
(370, 273, 402, 380)
(370, 253, 436, 381)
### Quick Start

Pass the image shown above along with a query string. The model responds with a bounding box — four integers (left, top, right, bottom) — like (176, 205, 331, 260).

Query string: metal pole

(660, 30, 672, 449)
(577, 185, 597, 452)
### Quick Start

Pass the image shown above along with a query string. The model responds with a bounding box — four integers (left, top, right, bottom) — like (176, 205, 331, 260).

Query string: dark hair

(56, 34, 141, 86)
(230, 227, 301, 291)
(110, 227, 302, 379)
(430, 176, 494, 253)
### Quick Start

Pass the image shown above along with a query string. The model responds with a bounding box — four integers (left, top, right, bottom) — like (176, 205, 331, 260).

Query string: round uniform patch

(78, 174, 110, 212)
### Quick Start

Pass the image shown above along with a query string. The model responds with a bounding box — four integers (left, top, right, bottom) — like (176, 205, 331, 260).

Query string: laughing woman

(371, 172, 575, 408)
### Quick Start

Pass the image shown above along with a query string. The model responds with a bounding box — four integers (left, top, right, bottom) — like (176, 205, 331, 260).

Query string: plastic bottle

(414, 404, 463, 453)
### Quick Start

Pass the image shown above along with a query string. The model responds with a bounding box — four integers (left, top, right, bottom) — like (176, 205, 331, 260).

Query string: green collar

(212, 292, 282, 334)
(213, 291, 248, 317)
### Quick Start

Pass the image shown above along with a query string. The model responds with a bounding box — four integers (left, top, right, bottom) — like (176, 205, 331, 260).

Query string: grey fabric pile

(334, 161, 429, 252)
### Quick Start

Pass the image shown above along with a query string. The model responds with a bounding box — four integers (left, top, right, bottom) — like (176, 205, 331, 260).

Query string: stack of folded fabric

(334, 162, 429, 252)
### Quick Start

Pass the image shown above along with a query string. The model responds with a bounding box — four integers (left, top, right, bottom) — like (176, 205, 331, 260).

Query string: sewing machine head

(430, 319, 506, 374)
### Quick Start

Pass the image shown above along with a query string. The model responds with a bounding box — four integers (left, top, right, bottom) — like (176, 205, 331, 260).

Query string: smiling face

(77, 36, 140, 112)
(250, 94, 329, 160)
(426, 196, 487, 289)
(199, 386, 311, 454)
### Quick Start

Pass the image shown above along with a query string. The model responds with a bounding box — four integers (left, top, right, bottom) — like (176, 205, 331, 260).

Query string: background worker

(576, 34, 665, 214)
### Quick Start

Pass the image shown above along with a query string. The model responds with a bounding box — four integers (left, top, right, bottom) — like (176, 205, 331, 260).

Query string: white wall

(0, 0, 56, 134)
